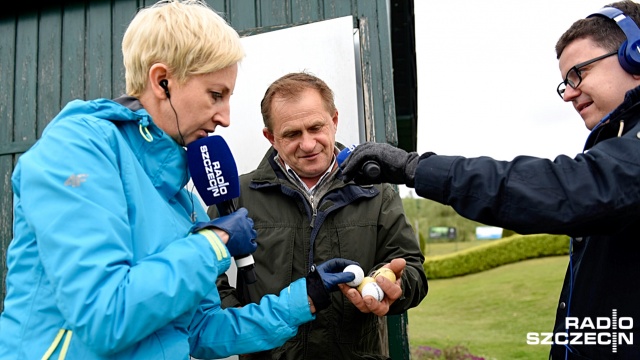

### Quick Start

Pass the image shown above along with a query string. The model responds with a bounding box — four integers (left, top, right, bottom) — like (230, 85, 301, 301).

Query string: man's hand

(190, 207, 258, 257)
(339, 142, 420, 187)
(339, 258, 406, 316)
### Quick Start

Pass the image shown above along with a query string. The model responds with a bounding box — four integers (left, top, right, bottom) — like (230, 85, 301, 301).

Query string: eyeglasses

(556, 50, 617, 99)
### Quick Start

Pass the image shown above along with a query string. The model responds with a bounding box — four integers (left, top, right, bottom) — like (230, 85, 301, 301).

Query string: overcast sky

(400, 0, 617, 197)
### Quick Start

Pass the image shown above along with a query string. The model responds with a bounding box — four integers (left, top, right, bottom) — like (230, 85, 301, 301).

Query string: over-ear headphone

(159, 79, 171, 98)
(588, 6, 640, 74)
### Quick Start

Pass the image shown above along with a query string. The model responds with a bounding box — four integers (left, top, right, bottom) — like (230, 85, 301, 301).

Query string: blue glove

(316, 258, 359, 291)
(190, 207, 258, 258)
(306, 258, 360, 311)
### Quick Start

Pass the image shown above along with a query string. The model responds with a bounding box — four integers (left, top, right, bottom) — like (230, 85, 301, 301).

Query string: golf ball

(356, 276, 375, 293)
(343, 264, 364, 287)
(360, 282, 384, 302)
(370, 267, 396, 283)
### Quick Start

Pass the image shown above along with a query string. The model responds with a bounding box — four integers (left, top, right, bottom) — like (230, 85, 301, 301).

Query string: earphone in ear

(588, 7, 640, 75)
(159, 78, 185, 146)
(159, 79, 171, 98)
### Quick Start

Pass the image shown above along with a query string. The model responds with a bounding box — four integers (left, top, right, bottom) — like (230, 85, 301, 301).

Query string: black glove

(339, 142, 422, 187)
(306, 258, 359, 312)
(190, 207, 258, 258)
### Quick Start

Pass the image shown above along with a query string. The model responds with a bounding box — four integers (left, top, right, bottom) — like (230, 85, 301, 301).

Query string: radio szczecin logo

(527, 310, 633, 353)
(200, 145, 229, 198)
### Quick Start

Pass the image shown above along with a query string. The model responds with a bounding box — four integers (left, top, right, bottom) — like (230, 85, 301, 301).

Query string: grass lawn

(408, 255, 568, 360)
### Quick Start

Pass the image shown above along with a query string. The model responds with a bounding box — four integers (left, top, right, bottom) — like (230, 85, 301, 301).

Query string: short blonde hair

(122, 0, 244, 97)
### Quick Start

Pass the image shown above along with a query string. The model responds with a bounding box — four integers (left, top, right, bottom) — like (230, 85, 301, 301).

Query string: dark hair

(555, 0, 640, 58)
(260, 72, 337, 130)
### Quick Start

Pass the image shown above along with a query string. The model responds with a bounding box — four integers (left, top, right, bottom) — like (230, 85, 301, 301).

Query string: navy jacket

(414, 87, 640, 359)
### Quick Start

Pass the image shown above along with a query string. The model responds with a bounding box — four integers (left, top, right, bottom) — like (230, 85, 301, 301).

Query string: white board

(213, 15, 364, 176)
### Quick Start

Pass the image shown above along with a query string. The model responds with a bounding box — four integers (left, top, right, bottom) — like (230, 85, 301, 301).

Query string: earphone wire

(166, 96, 186, 147)
(188, 182, 197, 223)
(165, 90, 196, 222)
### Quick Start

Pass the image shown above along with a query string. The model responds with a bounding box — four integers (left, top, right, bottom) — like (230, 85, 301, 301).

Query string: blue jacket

(0, 97, 313, 359)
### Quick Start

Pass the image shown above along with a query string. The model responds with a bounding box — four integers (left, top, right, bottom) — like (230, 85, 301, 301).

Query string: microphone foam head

(187, 135, 240, 205)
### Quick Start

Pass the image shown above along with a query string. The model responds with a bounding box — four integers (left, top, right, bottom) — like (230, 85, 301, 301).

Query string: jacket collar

(584, 85, 640, 150)
(248, 143, 348, 187)
(248, 144, 379, 204)
(107, 96, 190, 200)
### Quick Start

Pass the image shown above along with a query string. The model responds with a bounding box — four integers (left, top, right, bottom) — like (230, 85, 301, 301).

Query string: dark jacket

(414, 87, 640, 359)
(214, 146, 428, 360)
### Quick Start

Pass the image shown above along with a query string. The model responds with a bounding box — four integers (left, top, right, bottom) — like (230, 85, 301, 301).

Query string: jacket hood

(54, 97, 152, 127)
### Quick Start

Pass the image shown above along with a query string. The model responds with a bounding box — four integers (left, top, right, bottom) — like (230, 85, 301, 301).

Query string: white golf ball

(360, 282, 384, 302)
(343, 264, 364, 287)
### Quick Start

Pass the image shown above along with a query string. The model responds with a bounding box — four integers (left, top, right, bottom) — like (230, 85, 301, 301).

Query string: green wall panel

(37, 6, 63, 138)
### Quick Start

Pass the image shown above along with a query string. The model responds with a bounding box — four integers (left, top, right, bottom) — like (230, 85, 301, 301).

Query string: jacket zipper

(310, 194, 317, 229)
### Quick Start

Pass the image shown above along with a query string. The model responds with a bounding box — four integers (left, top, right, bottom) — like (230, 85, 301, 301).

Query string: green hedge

(424, 234, 570, 279)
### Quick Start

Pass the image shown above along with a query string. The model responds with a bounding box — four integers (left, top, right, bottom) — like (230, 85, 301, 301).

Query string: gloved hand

(339, 142, 425, 187)
(306, 258, 360, 312)
(190, 207, 258, 258)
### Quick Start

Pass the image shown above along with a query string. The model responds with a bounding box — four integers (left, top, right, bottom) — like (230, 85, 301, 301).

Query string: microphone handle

(362, 160, 381, 181)
(215, 199, 257, 285)
(215, 198, 237, 217)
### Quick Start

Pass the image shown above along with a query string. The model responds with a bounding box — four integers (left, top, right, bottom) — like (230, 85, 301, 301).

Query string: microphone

(187, 135, 257, 284)
(337, 145, 381, 182)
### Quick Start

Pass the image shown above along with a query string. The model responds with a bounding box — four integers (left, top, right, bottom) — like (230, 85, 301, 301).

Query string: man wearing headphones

(340, 1, 640, 359)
